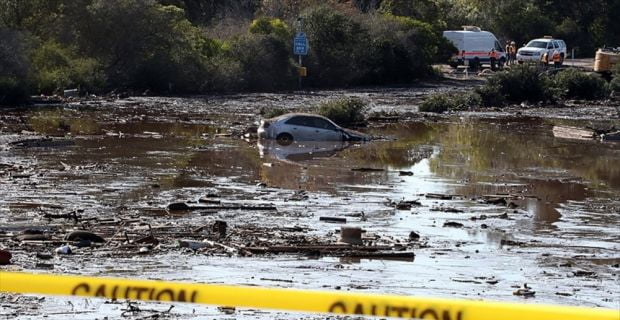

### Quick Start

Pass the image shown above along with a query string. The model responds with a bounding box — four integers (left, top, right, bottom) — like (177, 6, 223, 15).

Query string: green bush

(228, 33, 296, 91)
(260, 107, 288, 119)
(553, 69, 609, 100)
(419, 94, 450, 113)
(475, 84, 506, 107)
(317, 97, 367, 126)
(31, 41, 104, 94)
(359, 14, 454, 84)
(303, 6, 371, 87)
(249, 17, 292, 40)
(485, 65, 553, 103)
(420, 91, 481, 113)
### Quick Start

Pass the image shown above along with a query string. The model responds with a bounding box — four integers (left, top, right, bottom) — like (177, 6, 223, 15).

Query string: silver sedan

(257, 113, 368, 145)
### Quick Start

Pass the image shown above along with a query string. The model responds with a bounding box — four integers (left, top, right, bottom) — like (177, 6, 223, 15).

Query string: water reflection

(258, 140, 352, 163)
(255, 118, 619, 223)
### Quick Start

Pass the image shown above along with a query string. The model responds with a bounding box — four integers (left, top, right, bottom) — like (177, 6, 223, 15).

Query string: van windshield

(526, 41, 548, 49)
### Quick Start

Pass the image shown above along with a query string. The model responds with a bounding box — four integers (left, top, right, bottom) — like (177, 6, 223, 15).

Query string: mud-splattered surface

(1, 86, 619, 319)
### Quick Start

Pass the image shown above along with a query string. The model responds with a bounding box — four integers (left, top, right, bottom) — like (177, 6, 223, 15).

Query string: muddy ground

(0, 79, 619, 319)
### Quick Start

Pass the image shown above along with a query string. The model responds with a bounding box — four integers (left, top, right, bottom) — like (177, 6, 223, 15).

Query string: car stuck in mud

(257, 113, 369, 145)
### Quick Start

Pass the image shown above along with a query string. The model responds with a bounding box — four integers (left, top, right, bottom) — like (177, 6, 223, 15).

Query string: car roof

(267, 112, 333, 122)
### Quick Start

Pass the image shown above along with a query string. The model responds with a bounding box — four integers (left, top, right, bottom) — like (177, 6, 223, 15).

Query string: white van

(443, 26, 506, 68)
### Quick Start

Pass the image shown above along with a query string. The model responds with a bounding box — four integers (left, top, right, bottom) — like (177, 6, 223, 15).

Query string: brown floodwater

(1, 100, 619, 318)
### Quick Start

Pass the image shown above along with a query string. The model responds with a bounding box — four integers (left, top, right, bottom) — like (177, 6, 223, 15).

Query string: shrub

(260, 107, 288, 118)
(475, 84, 506, 107)
(302, 6, 371, 86)
(317, 97, 367, 126)
(228, 33, 296, 91)
(553, 69, 609, 100)
(486, 65, 553, 103)
(420, 91, 481, 113)
(31, 41, 105, 94)
(249, 17, 292, 40)
(419, 94, 450, 113)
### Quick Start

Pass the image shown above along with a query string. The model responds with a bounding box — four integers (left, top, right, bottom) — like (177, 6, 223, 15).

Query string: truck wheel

(471, 58, 480, 70)
(276, 133, 294, 146)
(559, 54, 565, 66)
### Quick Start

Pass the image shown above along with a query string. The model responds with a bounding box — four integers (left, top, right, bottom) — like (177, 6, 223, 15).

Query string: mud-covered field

(1, 82, 619, 319)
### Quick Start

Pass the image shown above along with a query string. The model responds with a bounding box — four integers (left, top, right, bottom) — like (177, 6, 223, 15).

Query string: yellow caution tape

(0, 271, 617, 320)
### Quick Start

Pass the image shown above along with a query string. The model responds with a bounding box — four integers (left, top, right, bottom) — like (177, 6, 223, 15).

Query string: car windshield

(526, 41, 548, 49)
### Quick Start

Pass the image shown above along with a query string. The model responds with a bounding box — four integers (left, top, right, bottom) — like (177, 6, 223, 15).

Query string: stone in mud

(513, 283, 535, 297)
(55, 245, 72, 254)
(443, 221, 464, 228)
(409, 231, 420, 241)
(36, 252, 53, 260)
(65, 230, 104, 243)
(0, 249, 12, 265)
(168, 202, 191, 211)
(213, 220, 227, 239)
(485, 197, 508, 206)
(340, 227, 363, 245)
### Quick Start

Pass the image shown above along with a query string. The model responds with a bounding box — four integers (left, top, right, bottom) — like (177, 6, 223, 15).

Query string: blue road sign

(294, 32, 308, 55)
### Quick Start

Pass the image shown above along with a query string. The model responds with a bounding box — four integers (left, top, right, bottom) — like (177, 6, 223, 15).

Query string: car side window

(312, 118, 337, 131)
(285, 116, 311, 127)
(547, 42, 553, 49)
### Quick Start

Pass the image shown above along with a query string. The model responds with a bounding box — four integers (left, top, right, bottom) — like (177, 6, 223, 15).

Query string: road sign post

(293, 31, 308, 89)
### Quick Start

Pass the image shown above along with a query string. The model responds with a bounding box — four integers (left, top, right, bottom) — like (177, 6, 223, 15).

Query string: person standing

(489, 48, 498, 70)
(552, 50, 562, 68)
(505, 41, 512, 65)
(510, 41, 517, 65)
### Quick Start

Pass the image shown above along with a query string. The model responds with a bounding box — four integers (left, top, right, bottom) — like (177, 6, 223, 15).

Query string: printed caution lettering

(328, 301, 463, 320)
(71, 282, 198, 302)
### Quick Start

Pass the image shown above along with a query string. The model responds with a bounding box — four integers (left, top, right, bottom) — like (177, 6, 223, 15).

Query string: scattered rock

(339, 227, 363, 245)
(178, 240, 209, 250)
(408, 231, 420, 241)
(168, 202, 191, 211)
(54, 245, 72, 255)
(500, 239, 526, 247)
(431, 206, 464, 213)
(513, 283, 535, 297)
(36, 252, 53, 260)
(394, 200, 421, 210)
(213, 220, 227, 239)
(485, 197, 508, 206)
(65, 230, 104, 243)
(0, 249, 12, 265)
(399, 171, 414, 176)
(572, 270, 596, 277)
(443, 221, 464, 228)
